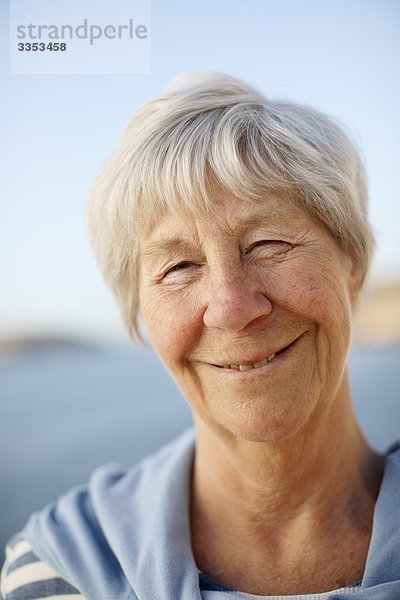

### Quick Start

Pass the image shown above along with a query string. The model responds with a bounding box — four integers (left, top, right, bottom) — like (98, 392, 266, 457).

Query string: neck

(190, 373, 384, 593)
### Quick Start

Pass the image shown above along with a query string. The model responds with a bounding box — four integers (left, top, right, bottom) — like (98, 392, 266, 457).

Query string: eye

(247, 239, 293, 259)
(250, 240, 290, 251)
(162, 261, 195, 279)
(169, 261, 193, 272)
(252, 240, 273, 248)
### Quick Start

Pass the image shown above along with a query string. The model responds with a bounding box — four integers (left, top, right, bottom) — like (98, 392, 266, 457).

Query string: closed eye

(245, 240, 294, 264)
(249, 240, 292, 252)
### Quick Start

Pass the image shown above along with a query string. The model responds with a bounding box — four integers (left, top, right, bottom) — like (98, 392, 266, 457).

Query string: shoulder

(2, 430, 197, 599)
(1, 534, 84, 599)
(25, 429, 196, 538)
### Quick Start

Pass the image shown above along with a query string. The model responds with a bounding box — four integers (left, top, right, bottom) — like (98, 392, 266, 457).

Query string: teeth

(253, 358, 268, 368)
(225, 354, 276, 371)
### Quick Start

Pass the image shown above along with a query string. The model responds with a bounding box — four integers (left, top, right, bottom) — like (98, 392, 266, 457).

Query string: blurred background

(1, 0, 399, 560)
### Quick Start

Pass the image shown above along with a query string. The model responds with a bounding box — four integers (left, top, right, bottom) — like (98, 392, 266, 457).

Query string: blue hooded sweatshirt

(22, 430, 400, 599)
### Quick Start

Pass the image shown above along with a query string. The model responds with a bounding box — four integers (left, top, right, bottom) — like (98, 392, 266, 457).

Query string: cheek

(271, 258, 352, 328)
(140, 288, 203, 366)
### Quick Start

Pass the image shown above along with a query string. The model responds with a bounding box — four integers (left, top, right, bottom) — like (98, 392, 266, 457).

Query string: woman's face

(139, 193, 357, 443)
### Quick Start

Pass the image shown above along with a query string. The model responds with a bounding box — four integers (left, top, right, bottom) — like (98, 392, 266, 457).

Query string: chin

(199, 401, 316, 445)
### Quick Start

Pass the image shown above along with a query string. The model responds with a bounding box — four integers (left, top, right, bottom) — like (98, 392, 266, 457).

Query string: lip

(206, 333, 304, 374)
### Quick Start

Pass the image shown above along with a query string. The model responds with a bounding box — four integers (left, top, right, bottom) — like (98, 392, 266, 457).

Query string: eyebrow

(140, 237, 196, 262)
(235, 206, 300, 231)
(140, 205, 302, 262)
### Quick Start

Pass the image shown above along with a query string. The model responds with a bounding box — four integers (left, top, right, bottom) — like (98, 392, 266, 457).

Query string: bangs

(118, 94, 356, 247)
(86, 72, 373, 342)
(120, 99, 301, 240)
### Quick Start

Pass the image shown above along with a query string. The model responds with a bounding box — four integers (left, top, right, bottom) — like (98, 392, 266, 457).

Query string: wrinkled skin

(139, 193, 357, 444)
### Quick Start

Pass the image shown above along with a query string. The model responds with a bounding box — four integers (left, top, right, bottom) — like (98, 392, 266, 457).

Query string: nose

(202, 269, 272, 332)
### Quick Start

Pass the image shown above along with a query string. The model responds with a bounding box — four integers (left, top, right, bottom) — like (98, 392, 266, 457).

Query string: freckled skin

(139, 193, 357, 444)
(139, 193, 385, 595)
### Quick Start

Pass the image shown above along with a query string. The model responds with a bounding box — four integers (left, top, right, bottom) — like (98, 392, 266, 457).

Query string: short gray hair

(86, 71, 374, 342)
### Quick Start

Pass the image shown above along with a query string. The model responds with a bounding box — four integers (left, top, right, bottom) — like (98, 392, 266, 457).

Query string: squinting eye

(248, 240, 292, 257)
(169, 261, 193, 272)
(253, 240, 273, 247)
(163, 261, 194, 278)
(251, 240, 289, 250)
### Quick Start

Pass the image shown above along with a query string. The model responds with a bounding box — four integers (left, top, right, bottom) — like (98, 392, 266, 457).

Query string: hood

(24, 431, 400, 599)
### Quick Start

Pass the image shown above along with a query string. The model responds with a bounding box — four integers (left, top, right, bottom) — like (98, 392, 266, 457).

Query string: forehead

(142, 193, 307, 246)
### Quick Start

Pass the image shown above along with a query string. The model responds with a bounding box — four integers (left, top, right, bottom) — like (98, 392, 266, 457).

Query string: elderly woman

(2, 73, 399, 600)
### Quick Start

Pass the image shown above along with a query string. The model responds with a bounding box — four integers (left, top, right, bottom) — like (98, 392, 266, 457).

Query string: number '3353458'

(18, 42, 67, 51)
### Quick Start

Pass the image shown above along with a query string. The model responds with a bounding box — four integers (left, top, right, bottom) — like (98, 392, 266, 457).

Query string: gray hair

(86, 71, 374, 342)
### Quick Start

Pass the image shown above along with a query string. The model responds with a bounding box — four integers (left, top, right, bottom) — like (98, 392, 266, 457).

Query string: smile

(213, 335, 302, 372)
(222, 354, 276, 371)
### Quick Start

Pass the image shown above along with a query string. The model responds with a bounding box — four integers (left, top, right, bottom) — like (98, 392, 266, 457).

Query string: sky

(1, 0, 399, 340)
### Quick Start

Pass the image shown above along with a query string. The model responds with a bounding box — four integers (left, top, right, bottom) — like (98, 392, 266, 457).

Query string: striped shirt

(1, 533, 362, 600)
(1, 534, 84, 600)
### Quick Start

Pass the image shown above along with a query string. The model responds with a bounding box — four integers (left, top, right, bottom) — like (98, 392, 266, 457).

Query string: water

(1, 341, 399, 558)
